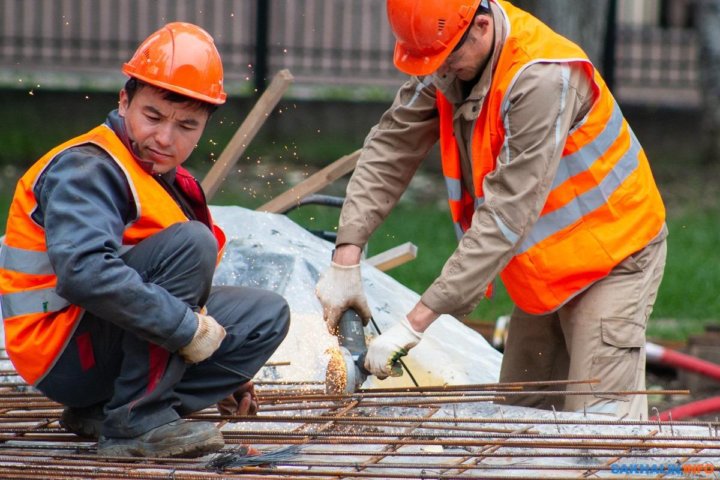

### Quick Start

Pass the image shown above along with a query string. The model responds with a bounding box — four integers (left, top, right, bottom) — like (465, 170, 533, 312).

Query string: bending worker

(0, 22, 290, 457)
(316, 0, 666, 420)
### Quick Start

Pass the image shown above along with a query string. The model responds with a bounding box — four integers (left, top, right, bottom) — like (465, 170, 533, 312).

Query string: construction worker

(0, 22, 290, 457)
(316, 0, 667, 420)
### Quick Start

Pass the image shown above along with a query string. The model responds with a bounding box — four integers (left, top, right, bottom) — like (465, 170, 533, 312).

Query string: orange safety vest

(437, 0, 665, 314)
(0, 124, 225, 385)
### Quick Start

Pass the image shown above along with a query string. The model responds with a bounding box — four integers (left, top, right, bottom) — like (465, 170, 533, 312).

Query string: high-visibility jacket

(0, 124, 225, 385)
(437, 0, 665, 314)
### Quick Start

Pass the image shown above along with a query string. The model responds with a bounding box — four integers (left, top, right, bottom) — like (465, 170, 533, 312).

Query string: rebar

(0, 381, 715, 479)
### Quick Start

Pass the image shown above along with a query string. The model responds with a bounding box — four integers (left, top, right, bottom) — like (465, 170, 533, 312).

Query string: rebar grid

(0, 380, 717, 479)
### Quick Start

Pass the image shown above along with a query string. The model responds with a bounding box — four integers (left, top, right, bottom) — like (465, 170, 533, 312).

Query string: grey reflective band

(555, 65, 571, 147)
(1, 287, 71, 317)
(0, 242, 136, 277)
(448, 192, 485, 241)
(519, 128, 642, 254)
(406, 76, 433, 108)
(0, 243, 54, 275)
(493, 212, 519, 244)
(444, 176, 462, 201)
(453, 222, 464, 241)
(551, 101, 624, 190)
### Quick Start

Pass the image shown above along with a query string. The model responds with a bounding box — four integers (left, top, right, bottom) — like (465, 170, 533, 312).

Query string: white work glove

(178, 312, 226, 364)
(365, 316, 423, 379)
(315, 262, 372, 334)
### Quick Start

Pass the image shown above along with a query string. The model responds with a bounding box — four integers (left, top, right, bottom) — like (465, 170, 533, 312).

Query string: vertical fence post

(603, 0, 618, 92)
(255, 0, 271, 95)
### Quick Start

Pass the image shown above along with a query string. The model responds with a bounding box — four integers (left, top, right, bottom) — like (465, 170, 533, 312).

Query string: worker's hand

(365, 316, 423, 379)
(178, 312, 226, 364)
(217, 381, 259, 416)
(315, 262, 372, 334)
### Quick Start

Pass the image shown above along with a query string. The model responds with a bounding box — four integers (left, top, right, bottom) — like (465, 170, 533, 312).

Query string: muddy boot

(60, 404, 105, 440)
(97, 419, 224, 458)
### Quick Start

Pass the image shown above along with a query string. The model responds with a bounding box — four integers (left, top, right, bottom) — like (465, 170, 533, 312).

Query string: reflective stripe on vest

(519, 101, 641, 254)
(437, 0, 665, 314)
(0, 241, 134, 318)
(0, 124, 225, 385)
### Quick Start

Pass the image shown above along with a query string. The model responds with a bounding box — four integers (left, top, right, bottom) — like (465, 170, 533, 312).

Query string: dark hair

(123, 78, 218, 116)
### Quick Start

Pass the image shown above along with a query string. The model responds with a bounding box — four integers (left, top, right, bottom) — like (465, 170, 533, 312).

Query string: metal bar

(189, 413, 720, 429)
(253, 0, 269, 94)
(0, 379, 715, 480)
(258, 389, 689, 402)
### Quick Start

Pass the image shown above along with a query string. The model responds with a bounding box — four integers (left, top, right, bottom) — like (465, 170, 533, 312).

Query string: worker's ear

(474, 14, 491, 34)
(118, 89, 129, 117)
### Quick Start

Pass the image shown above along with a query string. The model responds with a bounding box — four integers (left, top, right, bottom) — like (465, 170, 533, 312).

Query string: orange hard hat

(122, 22, 227, 105)
(388, 0, 487, 76)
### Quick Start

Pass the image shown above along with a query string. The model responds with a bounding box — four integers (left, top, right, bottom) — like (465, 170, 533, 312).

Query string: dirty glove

(315, 262, 372, 334)
(178, 312, 226, 364)
(217, 381, 259, 416)
(365, 316, 423, 379)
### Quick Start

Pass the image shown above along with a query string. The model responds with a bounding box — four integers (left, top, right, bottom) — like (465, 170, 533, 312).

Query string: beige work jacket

(337, 4, 599, 318)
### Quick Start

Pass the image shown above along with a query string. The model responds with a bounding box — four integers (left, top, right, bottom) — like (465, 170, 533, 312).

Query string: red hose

(646, 342, 720, 420)
(657, 396, 720, 421)
(646, 342, 720, 382)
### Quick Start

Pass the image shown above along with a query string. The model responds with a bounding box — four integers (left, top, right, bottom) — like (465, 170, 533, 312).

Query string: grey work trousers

(37, 222, 290, 438)
(497, 231, 667, 420)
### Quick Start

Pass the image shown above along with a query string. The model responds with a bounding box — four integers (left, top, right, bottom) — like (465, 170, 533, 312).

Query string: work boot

(60, 404, 105, 440)
(97, 419, 224, 458)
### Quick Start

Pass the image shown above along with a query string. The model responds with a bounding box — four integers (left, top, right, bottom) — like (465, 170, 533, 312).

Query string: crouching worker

(0, 22, 290, 458)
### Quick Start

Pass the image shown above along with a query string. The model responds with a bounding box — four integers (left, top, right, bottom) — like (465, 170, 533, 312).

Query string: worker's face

(118, 85, 209, 174)
(438, 15, 494, 82)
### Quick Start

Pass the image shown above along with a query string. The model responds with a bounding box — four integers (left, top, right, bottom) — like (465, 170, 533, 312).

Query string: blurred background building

(0, 0, 701, 107)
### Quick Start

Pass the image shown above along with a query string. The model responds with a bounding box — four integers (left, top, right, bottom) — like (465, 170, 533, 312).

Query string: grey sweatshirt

(33, 110, 197, 351)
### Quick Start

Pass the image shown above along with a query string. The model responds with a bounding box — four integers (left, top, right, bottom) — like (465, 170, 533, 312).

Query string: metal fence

(0, 0, 700, 106)
(0, 0, 406, 93)
(615, 24, 699, 106)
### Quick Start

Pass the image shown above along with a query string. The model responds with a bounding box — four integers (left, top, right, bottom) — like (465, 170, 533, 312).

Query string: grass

(0, 90, 717, 343)
(285, 196, 720, 342)
(2, 162, 718, 342)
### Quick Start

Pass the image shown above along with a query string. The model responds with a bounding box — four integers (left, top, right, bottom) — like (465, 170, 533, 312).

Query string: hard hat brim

(123, 64, 227, 105)
(392, 24, 468, 76)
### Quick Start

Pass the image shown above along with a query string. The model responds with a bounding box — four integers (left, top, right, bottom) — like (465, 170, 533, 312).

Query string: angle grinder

(325, 308, 402, 394)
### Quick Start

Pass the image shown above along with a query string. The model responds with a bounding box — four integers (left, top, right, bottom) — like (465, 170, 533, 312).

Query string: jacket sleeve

(336, 76, 440, 247)
(37, 146, 197, 351)
(421, 62, 596, 317)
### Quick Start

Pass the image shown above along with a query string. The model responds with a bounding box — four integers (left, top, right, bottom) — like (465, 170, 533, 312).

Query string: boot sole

(98, 428, 224, 458)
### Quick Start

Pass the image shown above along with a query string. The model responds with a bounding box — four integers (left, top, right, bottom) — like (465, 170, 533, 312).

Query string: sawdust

(259, 312, 338, 385)
(324, 346, 348, 395)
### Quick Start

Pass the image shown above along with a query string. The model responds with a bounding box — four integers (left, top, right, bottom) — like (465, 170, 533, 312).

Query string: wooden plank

(256, 149, 361, 213)
(365, 242, 418, 272)
(202, 69, 294, 201)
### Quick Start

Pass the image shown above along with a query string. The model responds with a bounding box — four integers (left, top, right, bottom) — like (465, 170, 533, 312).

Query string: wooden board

(365, 242, 418, 272)
(256, 149, 361, 213)
(202, 69, 294, 200)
